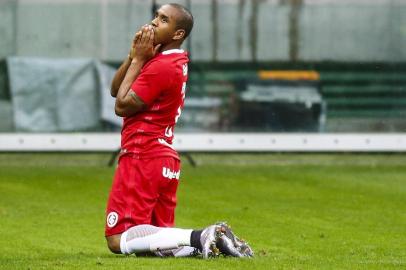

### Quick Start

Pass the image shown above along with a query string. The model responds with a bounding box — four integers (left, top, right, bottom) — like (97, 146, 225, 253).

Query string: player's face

(150, 5, 183, 46)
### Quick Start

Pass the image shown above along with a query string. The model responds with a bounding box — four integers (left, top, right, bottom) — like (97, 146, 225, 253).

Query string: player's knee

(106, 235, 121, 254)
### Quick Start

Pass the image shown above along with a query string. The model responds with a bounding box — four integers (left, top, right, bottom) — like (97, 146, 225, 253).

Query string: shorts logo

(162, 167, 180, 180)
(107, 212, 118, 228)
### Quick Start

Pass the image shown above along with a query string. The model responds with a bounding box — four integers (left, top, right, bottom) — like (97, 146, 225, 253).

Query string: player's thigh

(151, 157, 181, 227)
(105, 156, 158, 235)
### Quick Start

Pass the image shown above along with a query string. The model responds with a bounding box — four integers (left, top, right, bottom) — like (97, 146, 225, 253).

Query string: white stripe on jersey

(162, 49, 185, 55)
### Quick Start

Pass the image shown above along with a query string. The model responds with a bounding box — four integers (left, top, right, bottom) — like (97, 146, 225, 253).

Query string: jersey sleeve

(130, 60, 172, 106)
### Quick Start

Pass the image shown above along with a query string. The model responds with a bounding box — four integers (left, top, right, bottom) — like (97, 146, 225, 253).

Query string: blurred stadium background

(1, 0, 406, 269)
(1, 0, 406, 136)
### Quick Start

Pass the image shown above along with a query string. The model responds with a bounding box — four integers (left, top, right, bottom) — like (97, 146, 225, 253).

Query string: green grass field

(0, 153, 405, 269)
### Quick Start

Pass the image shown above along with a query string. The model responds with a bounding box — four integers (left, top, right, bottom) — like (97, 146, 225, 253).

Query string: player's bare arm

(114, 25, 161, 117)
(110, 31, 142, 97)
(110, 58, 131, 98)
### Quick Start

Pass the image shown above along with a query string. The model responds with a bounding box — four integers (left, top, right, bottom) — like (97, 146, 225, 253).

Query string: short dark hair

(168, 3, 194, 39)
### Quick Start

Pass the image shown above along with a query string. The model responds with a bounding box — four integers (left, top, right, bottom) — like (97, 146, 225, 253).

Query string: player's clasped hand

(132, 25, 162, 64)
(129, 30, 142, 59)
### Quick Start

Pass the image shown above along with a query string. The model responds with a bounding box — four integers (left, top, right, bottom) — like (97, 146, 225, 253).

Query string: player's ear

(173, 29, 185, 41)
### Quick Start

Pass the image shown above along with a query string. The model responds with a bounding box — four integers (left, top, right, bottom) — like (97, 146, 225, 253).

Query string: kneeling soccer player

(105, 3, 253, 258)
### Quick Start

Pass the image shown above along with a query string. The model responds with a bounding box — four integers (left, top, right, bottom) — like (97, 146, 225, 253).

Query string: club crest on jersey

(162, 167, 180, 180)
(106, 212, 118, 228)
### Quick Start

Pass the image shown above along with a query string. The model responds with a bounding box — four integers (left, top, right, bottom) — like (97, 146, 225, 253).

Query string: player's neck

(159, 42, 182, 53)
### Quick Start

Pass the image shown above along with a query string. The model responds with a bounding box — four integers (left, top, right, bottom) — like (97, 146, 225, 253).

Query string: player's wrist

(130, 58, 145, 67)
(128, 47, 136, 60)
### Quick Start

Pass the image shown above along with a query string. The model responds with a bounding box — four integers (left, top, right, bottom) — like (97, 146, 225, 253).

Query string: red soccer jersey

(120, 49, 189, 160)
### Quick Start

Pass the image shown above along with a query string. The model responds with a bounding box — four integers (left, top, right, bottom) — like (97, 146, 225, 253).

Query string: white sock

(154, 246, 199, 257)
(171, 246, 199, 257)
(120, 225, 193, 255)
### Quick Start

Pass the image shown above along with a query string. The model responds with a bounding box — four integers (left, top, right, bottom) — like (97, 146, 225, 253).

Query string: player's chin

(153, 42, 160, 50)
(153, 39, 161, 48)
(152, 37, 157, 46)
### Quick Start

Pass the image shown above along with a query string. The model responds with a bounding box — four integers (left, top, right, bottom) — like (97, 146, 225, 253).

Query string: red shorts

(105, 155, 180, 236)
